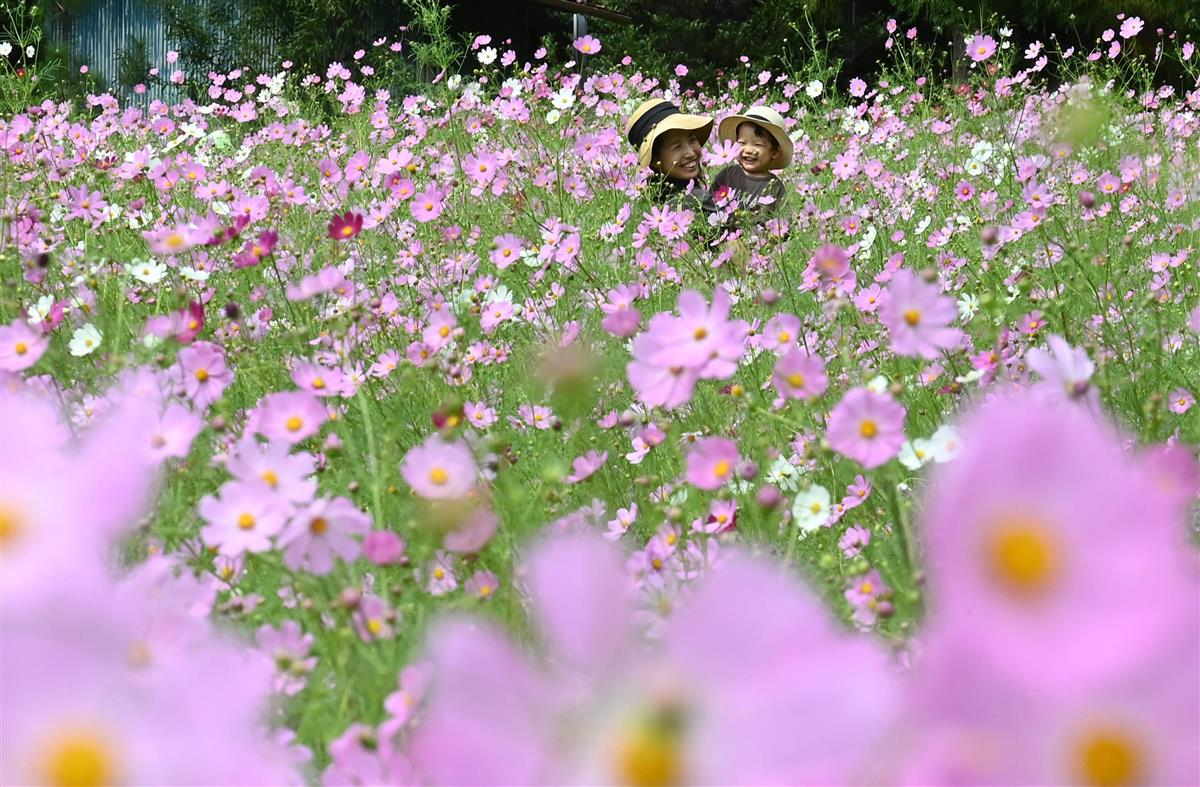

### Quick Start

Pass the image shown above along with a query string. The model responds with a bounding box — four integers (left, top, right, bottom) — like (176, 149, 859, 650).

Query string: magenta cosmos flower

(327, 210, 363, 241)
(407, 532, 899, 785)
(573, 34, 601, 55)
(685, 437, 739, 491)
(400, 434, 477, 499)
(907, 394, 1198, 786)
(878, 270, 962, 359)
(0, 318, 49, 371)
(826, 387, 907, 469)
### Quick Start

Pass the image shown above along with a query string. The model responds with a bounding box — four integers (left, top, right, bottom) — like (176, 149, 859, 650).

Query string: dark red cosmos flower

(328, 211, 364, 241)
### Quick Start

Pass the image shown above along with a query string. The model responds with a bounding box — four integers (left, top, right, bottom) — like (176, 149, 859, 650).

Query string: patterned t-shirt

(711, 163, 787, 217)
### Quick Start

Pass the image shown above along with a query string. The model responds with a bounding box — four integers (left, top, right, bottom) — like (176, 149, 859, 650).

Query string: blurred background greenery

(3, 0, 1198, 102)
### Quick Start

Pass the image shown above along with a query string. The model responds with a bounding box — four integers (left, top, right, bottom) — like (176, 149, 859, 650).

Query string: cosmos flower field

(2, 19, 1199, 786)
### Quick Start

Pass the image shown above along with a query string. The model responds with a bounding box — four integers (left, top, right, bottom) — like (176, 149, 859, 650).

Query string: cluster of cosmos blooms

(2, 14, 1199, 787)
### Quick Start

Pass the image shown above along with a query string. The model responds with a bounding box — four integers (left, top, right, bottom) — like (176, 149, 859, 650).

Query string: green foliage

(115, 33, 149, 91)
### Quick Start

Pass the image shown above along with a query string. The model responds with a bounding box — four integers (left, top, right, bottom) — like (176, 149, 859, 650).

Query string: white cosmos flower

(957, 293, 980, 321)
(765, 457, 802, 493)
(545, 109, 562, 125)
(0, 43, 12, 57)
(928, 425, 962, 462)
(179, 267, 210, 282)
(551, 90, 575, 110)
(898, 439, 933, 470)
(28, 294, 54, 324)
(69, 324, 102, 356)
(805, 80, 823, 98)
(476, 47, 497, 65)
(791, 484, 831, 534)
(25, 45, 35, 58)
(126, 259, 167, 284)
(866, 375, 889, 394)
(446, 74, 462, 91)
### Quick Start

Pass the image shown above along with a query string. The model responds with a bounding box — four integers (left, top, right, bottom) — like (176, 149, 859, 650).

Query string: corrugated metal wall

(45, 0, 275, 106)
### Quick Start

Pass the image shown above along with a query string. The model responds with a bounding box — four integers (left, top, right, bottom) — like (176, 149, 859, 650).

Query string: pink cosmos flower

(198, 479, 289, 555)
(363, 530, 407, 566)
(291, 360, 345, 397)
(771, 348, 828, 401)
(226, 437, 316, 503)
(177, 341, 234, 409)
(443, 505, 498, 554)
(572, 35, 601, 55)
(0, 318, 48, 371)
(464, 570, 500, 600)
(256, 620, 317, 696)
(252, 391, 327, 445)
(408, 531, 900, 784)
(967, 34, 998, 62)
(878, 270, 962, 359)
(490, 234, 523, 268)
(565, 450, 608, 484)
(685, 437, 739, 491)
(278, 495, 370, 574)
(1167, 388, 1194, 414)
(400, 434, 477, 499)
(425, 550, 458, 596)
(808, 244, 851, 281)
(411, 187, 445, 222)
(826, 387, 907, 469)
(145, 402, 203, 464)
(910, 394, 1198, 784)
(1026, 334, 1097, 405)
(759, 312, 802, 352)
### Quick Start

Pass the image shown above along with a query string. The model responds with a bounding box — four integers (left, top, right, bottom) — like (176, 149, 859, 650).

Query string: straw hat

(624, 98, 714, 169)
(717, 105, 793, 169)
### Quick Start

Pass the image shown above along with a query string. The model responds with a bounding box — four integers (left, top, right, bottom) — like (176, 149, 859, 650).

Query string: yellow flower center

(478, 584, 493, 597)
(195, 368, 209, 382)
(311, 377, 326, 390)
(439, 325, 450, 338)
(433, 567, 446, 580)
(713, 460, 731, 478)
(237, 512, 256, 530)
(903, 309, 921, 326)
(37, 728, 117, 787)
(614, 717, 683, 787)
(285, 416, 303, 432)
(859, 419, 879, 438)
(340, 224, 354, 237)
(787, 373, 805, 388)
(1074, 726, 1143, 787)
(366, 618, 383, 634)
(429, 467, 449, 486)
(0, 503, 22, 552)
(309, 517, 328, 535)
(165, 233, 186, 249)
(15, 341, 28, 355)
(986, 516, 1059, 598)
(777, 331, 791, 343)
(692, 327, 708, 340)
(261, 470, 279, 487)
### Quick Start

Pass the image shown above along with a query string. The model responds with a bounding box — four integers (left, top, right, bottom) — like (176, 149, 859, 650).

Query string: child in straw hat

(711, 105, 793, 219)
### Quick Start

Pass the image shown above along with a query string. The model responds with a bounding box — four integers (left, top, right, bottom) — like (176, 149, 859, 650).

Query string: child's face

(653, 127, 704, 181)
(736, 122, 780, 175)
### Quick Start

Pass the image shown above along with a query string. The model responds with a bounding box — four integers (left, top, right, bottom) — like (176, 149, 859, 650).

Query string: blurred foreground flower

(407, 532, 900, 784)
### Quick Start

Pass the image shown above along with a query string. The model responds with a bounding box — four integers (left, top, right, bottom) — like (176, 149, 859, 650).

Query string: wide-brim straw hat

(624, 98, 713, 170)
(717, 105, 793, 170)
